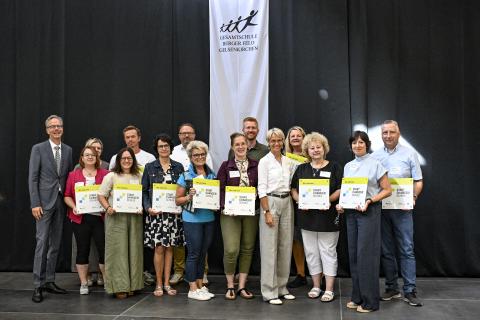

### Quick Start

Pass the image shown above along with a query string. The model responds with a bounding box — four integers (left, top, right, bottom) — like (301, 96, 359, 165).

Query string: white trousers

(301, 229, 339, 277)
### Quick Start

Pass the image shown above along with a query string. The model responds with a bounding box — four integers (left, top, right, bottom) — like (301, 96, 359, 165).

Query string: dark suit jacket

(28, 140, 73, 211)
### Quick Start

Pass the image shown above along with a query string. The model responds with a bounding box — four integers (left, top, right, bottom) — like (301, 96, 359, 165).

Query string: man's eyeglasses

(179, 132, 195, 136)
(47, 125, 63, 129)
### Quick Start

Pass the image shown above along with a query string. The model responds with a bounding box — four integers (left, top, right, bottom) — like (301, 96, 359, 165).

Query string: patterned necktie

(54, 145, 61, 174)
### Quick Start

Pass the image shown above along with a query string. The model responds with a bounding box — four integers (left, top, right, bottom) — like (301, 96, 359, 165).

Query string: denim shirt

(141, 158, 184, 211)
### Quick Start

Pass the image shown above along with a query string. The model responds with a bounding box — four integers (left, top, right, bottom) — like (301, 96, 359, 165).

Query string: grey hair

(186, 140, 209, 158)
(381, 120, 400, 131)
(302, 132, 330, 161)
(45, 115, 63, 128)
(266, 127, 285, 143)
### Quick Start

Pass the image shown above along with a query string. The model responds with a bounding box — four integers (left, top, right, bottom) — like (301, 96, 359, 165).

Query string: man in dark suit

(29, 115, 73, 303)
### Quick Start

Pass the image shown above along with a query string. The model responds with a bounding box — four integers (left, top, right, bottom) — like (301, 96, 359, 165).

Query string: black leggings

(71, 215, 105, 264)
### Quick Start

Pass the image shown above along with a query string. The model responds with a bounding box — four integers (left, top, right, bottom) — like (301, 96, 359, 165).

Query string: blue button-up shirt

(371, 144, 422, 180)
(344, 154, 387, 198)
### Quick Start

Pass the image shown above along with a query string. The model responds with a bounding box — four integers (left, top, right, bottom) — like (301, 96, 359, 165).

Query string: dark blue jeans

(183, 221, 215, 283)
(381, 209, 416, 294)
(346, 203, 381, 311)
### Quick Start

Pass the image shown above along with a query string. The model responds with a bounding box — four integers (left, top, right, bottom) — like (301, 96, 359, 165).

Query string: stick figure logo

(220, 10, 258, 33)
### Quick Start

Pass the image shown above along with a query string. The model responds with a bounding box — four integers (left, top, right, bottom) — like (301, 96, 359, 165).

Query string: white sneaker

(200, 286, 215, 298)
(203, 273, 209, 285)
(282, 294, 296, 300)
(86, 278, 93, 287)
(170, 273, 184, 285)
(188, 289, 211, 301)
(80, 284, 89, 295)
(97, 274, 104, 286)
(269, 298, 283, 305)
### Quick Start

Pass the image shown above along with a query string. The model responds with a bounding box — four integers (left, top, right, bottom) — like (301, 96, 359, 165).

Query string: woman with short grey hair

(258, 128, 296, 305)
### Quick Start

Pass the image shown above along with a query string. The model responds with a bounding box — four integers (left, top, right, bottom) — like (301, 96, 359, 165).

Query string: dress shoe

(32, 287, 43, 303)
(43, 282, 67, 294)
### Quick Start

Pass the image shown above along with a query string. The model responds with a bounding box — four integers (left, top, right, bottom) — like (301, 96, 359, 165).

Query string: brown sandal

(115, 292, 128, 299)
(225, 288, 236, 300)
(237, 288, 254, 299)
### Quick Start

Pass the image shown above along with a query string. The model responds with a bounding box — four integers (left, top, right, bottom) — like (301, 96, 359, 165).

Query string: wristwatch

(264, 209, 270, 214)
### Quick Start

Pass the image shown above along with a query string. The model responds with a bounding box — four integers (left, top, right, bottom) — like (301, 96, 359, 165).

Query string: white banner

(209, 0, 269, 171)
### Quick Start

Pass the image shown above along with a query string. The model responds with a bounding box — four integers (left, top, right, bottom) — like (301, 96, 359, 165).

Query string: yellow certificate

(339, 177, 368, 209)
(192, 178, 220, 210)
(298, 179, 330, 210)
(75, 185, 103, 214)
(382, 178, 414, 210)
(152, 183, 182, 214)
(224, 186, 256, 216)
(112, 184, 143, 213)
(286, 152, 308, 164)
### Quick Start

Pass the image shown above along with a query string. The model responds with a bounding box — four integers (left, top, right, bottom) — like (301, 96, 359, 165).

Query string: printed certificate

(382, 178, 414, 210)
(224, 186, 256, 216)
(192, 178, 220, 210)
(298, 179, 330, 210)
(152, 183, 182, 214)
(112, 184, 142, 213)
(339, 177, 368, 209)
(75, 185, 103, 214)
(286, 152, 308, 164)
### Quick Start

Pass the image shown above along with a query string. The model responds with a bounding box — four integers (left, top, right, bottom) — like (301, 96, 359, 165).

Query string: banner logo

(220, 10, 258, 33)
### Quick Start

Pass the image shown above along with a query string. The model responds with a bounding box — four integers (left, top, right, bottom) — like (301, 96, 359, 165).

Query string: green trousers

(104, 212, 144, 294)
(220, 214, 259, 275)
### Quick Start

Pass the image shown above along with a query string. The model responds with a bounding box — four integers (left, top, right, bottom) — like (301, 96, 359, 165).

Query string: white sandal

(321, 290, 335, 302)
(308, 287, 321, 299)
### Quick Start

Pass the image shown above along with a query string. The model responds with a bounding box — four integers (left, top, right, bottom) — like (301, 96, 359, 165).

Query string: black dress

(291, 161, 343, 232)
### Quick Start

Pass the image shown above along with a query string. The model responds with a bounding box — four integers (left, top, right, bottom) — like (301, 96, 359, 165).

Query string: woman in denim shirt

(142, 134, 184, 297)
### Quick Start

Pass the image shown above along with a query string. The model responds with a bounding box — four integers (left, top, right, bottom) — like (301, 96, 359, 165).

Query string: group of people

(29, 115, 423, 313)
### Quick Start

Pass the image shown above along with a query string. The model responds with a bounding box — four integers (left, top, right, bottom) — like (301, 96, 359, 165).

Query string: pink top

(64, 168, 109, 224)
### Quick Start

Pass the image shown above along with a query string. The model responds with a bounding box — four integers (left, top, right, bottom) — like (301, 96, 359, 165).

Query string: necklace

(311, 161, 326, 178)
(83, 168, 96, 177)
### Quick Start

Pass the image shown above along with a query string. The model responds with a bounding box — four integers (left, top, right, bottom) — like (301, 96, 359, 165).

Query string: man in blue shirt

(372, 120, 424, 307)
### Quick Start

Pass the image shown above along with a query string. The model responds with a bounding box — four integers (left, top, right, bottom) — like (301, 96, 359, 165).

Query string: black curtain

(1, 0, 479, 276)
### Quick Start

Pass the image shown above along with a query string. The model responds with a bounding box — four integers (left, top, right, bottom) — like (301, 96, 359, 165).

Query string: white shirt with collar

(49, 139, 62, 158)
(171, 144, 214, 171)
(257, 152, 295, 198)
(109, 149, 155, 170)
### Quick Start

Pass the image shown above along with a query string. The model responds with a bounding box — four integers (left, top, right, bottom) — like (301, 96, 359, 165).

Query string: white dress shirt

(257, 152, 295, 198)
(171, 144, 213, 171)
(49, 139, 61, 158)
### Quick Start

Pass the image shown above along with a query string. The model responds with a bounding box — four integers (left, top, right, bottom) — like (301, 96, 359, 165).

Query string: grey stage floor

(0, 273, 479, 320)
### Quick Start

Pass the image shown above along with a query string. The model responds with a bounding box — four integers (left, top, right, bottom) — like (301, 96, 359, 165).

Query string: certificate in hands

(113, 184, 142, 213)
(339, 177, 368, 209)
(298, 179, 330, 210)
(192, 178, 220, 210)
(152, 183, 182, 214)
(75, 185, 104, 214)
(224, 186, 256, 216)
(382, 178, 414, 209)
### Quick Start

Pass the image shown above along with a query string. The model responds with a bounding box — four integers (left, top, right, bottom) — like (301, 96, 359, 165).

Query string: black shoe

(287, 275, 307, 289)
(404, 292, 423, 306)
(43, 282, 67, 294)
(32, 287, 43, 303)
(380, 289, 401, 301)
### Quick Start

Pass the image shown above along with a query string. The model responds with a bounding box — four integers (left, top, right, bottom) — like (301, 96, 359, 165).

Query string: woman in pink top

(64, 146, 109, 295)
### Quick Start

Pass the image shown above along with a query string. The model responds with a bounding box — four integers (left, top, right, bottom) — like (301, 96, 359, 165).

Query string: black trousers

(71, 215, 105, 265)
